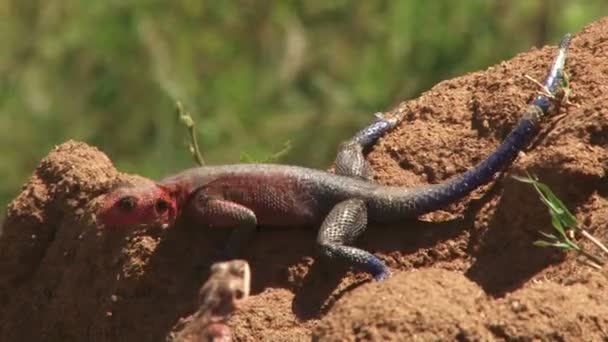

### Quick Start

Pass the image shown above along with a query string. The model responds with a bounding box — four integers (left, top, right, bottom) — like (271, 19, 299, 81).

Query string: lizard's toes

(372, 268, 391, 281)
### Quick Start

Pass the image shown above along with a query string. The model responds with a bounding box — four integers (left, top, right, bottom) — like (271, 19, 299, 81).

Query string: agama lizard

(99, 34, 572, 281)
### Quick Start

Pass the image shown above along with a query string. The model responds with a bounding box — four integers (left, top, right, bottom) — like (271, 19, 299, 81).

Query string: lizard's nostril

(117, 196, 137, 212)
(155, 199, 170, 214)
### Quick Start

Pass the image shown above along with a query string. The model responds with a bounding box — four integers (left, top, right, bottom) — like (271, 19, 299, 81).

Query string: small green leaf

(239, 152, 256, 163)
(532, 181, 577, 228)
(511, 175, 536, 184)
(534, 240, 555, 248)
(538, 231, 559, 241)
(552, 242, 577, 250)
(516, 174, 601, 266)
(534, 240, 576, 250)
(239, 140, 292, 164)
(513, 174, 578, 230)
(549, 213, 568, 239)
(262, 140, 292, 163)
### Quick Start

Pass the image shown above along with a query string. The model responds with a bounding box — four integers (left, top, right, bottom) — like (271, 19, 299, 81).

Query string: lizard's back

(160, 164, 378, 226)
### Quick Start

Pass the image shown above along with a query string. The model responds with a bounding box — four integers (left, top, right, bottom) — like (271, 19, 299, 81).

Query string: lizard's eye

(117, 196, 137, 212)
(155, 199, 170, 214)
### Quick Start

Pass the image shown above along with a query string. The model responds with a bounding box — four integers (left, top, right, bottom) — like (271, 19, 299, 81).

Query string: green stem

(188, 124, 205, 167)
(176, 101, 205, 167)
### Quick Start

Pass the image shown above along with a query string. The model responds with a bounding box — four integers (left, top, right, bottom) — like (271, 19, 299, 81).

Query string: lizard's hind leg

(316, 198, 390, 280)
(334, 113, 399, 180)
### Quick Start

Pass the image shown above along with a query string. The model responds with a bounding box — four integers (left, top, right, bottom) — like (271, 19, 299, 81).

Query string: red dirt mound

(1, 18, 608, 342)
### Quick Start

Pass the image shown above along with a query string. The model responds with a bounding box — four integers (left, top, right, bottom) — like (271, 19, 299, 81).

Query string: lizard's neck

(158, 180, 192, 218)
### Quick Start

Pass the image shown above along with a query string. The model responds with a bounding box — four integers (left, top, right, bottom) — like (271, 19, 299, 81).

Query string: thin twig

(581, 229, 608, 257)
(577, 257, 603, 271)
(577, 248, 606, 267)
(524, 74, 554, 99)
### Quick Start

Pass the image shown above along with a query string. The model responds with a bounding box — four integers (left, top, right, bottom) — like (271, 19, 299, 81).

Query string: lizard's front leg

(316, 198, 390, 280)
(334, 113, 400, 180)
(189, 189, 258, 259)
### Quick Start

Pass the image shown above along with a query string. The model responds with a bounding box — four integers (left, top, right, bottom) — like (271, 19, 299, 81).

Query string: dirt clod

(2, 18, 608, 342)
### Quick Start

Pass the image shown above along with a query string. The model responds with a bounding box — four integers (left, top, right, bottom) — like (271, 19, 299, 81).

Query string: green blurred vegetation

(0, 1, 606, 209)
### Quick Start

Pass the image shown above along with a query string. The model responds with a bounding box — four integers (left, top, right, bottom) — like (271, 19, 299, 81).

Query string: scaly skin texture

(100, 35, 572, 280)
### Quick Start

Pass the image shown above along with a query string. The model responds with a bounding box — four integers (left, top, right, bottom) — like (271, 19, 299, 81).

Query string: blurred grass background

(0, 1, 606, 209)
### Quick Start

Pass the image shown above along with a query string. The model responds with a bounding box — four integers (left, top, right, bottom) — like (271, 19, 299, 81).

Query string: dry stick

(578, 258, 603, 271)
(524, 74, 554, 99)
(176, 101, 205, 167)
(580, 229, 608, 257)
(577, 247, 606, 268)
(523, 74, 579, 108)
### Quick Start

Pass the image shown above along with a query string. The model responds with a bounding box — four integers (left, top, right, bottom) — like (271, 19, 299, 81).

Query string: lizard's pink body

(162, 167, 320, 227)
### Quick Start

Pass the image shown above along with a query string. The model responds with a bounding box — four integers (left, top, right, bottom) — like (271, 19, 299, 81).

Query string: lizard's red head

(99, 183, 178, 227)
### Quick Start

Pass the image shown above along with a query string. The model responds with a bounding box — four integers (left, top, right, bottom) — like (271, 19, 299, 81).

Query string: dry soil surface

(1, 17, 608, 342)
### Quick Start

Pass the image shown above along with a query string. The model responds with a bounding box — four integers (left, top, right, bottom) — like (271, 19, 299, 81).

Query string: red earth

(1, 17, 607, 342)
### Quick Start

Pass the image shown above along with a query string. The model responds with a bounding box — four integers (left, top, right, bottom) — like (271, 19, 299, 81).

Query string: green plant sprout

(176, 101, 292, 165)
(513, 174, 607, 269)
(239, 140, 292, 164)
(176, 101, 205, 167)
